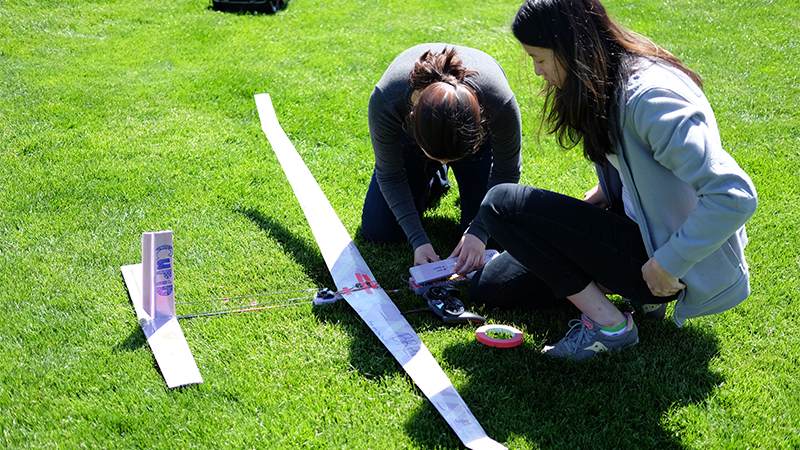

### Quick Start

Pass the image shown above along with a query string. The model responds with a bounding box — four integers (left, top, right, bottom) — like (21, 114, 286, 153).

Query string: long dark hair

(408, 48, 485, 161)
(512, 0, 702, 164)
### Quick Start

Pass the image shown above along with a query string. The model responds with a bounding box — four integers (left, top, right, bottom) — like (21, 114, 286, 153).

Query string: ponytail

(409, 48, 476, 89)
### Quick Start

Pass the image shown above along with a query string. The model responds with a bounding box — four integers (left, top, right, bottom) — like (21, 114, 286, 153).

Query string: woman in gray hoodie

(470, 0, 757, 360)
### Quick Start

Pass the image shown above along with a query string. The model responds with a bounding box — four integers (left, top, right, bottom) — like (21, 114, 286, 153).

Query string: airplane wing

(255, 93, 505, 450)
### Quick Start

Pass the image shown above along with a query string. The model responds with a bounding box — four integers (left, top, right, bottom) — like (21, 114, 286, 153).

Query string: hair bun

(408, 47, 477, 90)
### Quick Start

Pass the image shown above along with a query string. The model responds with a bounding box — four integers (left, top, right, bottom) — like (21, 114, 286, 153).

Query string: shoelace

(560, 318, 597, 352)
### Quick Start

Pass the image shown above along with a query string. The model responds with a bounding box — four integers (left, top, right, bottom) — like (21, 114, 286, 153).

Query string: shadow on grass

(111, 207, 337, 381)
(115, 278, 149, 353)
(117, 201, 719, 448)
(236, 206, 420, 378)
(304, 215, 470, 380)
(239, 203, 721, 449)
(405, 312, 723, 450)
(237, 206, 335, 288)
(115, 322, 148, 351)
(339, 209, 722, 449)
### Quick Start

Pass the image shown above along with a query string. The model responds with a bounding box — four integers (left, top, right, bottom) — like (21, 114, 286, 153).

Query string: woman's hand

(642, 257, 686, 297)
(448, 234, 487, 275)
(583, 183, 608, 209)
(414, 243, 440, 267)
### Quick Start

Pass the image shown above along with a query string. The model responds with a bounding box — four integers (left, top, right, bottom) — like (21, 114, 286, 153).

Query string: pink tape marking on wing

(362, 274, 379, 291)
(355, 273, 373, 294)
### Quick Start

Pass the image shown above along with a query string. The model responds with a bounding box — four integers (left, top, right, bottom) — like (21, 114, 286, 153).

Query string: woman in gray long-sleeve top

(361, 44, 522, 274)
(471, 0, 757, 361)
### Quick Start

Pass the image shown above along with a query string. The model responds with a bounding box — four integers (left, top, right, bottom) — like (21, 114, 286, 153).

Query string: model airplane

(255, 93, 505, 450)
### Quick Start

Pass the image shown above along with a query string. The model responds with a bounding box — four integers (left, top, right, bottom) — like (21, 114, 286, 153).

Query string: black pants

(470, 184, 675, 310)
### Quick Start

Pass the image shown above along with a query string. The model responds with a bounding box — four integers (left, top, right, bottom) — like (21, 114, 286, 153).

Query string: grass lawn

(1, 0, 799, 448)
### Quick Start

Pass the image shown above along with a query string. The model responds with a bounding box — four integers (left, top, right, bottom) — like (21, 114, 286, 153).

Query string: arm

(451, 97, 521, 271)
(484, 96, 523, 188)
(368, 87, 431, 251)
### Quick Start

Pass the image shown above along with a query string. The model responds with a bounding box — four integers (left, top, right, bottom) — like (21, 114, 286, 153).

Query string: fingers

(655, 280, 687, 297)
(450, 234, 487, 275)
(449, 237, 468, 273)
(422, 253, 440, 265)
(643, 273, 680, 296)
(583, 183, 608, 208)
(413, 244, 440, 266)
(646, 279, 686, 297)
(454, 248, 484, 275)
(454, 253, 468, 275)
(642, 257, 685, 297)
(650, 287, 680, 297)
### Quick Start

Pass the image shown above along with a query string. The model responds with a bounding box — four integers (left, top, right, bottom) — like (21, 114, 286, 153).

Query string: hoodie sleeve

(368, 85, 430, 250)
(628, 85, 757, 278)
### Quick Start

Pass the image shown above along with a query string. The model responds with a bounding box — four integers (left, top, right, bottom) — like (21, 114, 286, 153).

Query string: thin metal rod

(176, 288, 318, 306)
(178, 301, 313, 319)
(181, 294, 315, 308)
(176, 276, 464, 321)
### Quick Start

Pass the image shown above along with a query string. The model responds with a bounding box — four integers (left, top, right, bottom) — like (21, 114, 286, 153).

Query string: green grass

(1, 0, 799, 448)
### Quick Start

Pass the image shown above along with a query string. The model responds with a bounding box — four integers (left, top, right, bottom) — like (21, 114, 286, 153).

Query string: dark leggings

(469, 184, 675, 310)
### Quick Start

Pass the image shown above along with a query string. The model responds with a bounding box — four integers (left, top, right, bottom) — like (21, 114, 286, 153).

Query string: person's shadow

(401, 304, 722, 449)
(238, 208, 722, 449)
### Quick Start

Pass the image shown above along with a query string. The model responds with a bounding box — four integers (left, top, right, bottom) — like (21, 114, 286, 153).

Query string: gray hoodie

(598, 58, 758, 326)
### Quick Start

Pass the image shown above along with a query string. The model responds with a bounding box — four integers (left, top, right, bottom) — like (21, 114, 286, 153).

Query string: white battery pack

(409, 249, 499, 284)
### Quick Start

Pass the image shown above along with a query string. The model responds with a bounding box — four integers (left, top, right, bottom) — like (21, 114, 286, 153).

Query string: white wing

(255, 94, 505, 450)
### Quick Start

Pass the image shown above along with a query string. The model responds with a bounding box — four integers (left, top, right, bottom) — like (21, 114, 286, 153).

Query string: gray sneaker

(632, 302, 668, 320)
(542, 312, 639, 361)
